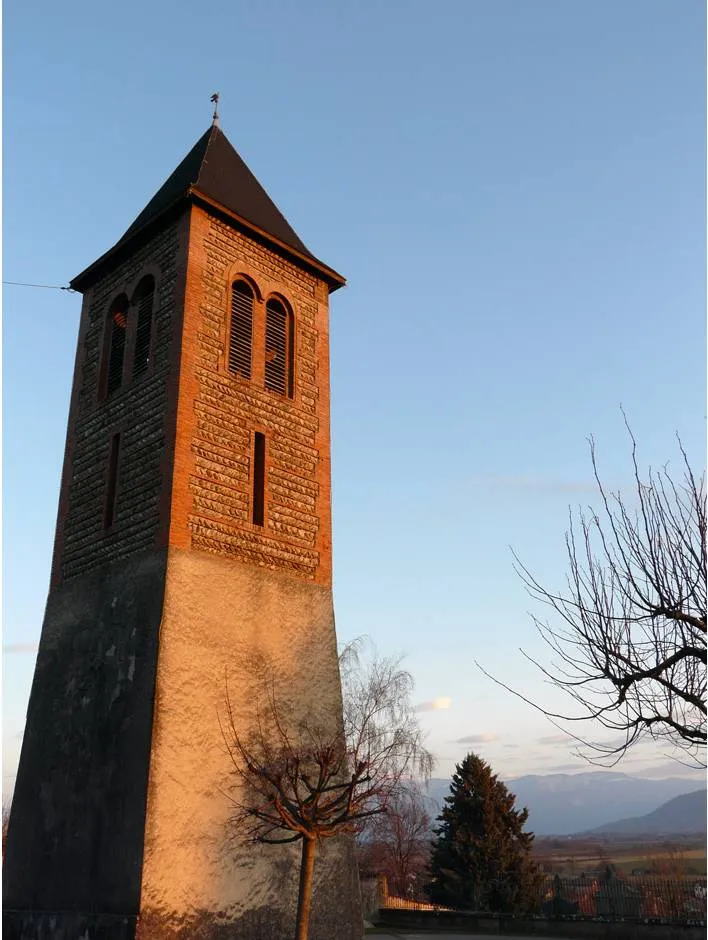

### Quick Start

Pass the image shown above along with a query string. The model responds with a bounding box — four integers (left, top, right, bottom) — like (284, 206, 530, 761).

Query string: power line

(3, 280, 76, 292)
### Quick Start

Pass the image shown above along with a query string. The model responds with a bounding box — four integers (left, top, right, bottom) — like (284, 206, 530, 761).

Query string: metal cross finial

(210, 92, 220, 126)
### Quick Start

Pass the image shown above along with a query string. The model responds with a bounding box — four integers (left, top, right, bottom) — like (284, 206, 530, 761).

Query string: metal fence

(381, 874, 708, 923)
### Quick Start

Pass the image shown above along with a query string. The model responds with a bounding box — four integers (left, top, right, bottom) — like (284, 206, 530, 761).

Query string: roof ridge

(193, 124, 221, 191)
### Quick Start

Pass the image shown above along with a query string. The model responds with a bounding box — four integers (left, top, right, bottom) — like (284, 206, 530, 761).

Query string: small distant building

(595, 868, 641, 917)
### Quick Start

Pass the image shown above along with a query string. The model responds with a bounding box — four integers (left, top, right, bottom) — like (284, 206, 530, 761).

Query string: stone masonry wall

(168, 206, 334, 586)
(58, 220, 183, 582)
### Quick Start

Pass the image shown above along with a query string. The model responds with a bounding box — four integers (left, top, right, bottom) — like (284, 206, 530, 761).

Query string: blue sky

(3, 0, 706, 796)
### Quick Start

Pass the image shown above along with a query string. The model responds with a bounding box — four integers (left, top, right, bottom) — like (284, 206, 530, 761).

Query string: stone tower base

(3, 549, 363, 940)
(135, 548, 362, 939)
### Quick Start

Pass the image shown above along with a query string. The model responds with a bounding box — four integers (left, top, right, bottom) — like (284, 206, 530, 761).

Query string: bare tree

(220, 641, 433, 940)
(361, 783, 432, 898)
(482, 427, 706, 766)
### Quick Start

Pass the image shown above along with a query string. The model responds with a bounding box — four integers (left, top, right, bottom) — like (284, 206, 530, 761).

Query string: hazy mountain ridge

(579, 789, 707, 836)
(425, 772, 706, 835)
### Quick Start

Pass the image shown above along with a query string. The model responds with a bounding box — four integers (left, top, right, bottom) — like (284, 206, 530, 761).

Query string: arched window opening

(105, 296, 129, 397)
(132, 276, 155, 378)
(265, 298, 293, 397)
(229, 281, 254, 379)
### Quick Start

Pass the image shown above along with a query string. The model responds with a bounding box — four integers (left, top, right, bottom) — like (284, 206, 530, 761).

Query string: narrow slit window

(229, 281, 254, 379)
(252, 432, 266, 527)
(132, 277, 155, 378)
(105, 299, 129, 397)
(264, 298, 293, 397)
(104, 433, 121, 529)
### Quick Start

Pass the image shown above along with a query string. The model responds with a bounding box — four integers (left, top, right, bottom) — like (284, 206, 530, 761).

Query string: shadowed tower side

(3, 121, 362, 940)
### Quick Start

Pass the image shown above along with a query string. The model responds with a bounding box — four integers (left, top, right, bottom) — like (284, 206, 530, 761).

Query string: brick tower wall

(168, 206, 333, 583)
(136, 205, 362, 939)
(3, 202, 362, 940)
(53, 216, 186, 583)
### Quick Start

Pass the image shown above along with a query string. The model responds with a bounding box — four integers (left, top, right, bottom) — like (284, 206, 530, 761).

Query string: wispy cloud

(454, 733, 498, 744)
(415, 697, 452, 713)
(544, 762, 590, 774)
(3, 643, 38, 654)
(622, 761, 707, 780)
(537, 733, 573, 746)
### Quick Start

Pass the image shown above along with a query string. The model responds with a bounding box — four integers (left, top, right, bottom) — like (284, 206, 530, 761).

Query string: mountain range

(425, 772, 706, 835)
(580, 789, 706, 836)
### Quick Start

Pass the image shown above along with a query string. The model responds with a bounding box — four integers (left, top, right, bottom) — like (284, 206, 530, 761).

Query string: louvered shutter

(106, 308, 127, 396)
(265, 299, 291, 396)
(229, 282, 253, 379)
(132, 283, 154, 378)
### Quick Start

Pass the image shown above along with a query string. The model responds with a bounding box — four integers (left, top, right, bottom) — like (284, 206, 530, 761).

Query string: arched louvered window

(229, 281, 254, 379)
(265, 298, 294, 397)
(105, 296, 129, 397)
(132, 276, 155, 378)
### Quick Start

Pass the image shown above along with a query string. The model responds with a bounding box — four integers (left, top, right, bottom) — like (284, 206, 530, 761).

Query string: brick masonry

(169, 206, 334, 586)
(54, 220, 183, 583)
(51, 203, 334, 590)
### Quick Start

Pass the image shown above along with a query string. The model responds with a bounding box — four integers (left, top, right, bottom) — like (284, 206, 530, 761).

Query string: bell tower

(3, 123, 362, 939)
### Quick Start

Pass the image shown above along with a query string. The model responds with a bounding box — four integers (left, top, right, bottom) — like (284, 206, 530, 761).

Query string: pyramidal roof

(72, 124, 344, 290)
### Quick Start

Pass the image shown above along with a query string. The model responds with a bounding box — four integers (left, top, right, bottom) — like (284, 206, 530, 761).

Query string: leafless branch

(484, 429, 706, 767)
(219, 642, 434, 938)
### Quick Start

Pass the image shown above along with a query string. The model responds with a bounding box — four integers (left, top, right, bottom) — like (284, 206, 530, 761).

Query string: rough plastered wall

(3, 549, 167, 940)
(137, 552, 362, 939)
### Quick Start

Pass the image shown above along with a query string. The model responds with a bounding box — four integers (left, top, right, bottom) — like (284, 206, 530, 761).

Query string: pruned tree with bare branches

(219, 641, 433, 940)
(482, 426, 706, 767)
(359, 783, 432, 898)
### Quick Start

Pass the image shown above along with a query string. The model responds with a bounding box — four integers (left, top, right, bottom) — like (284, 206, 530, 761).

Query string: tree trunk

(295, 836, 317, 940)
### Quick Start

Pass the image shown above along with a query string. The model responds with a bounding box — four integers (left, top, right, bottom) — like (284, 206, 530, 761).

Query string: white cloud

(415, 697, 452, 713)
(3, 643, 38, 654)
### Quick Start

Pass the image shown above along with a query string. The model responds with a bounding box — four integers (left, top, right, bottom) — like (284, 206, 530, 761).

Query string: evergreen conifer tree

(427, 752, 542, 912)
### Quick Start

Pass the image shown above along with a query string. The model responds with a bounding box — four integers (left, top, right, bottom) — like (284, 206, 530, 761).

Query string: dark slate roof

(71, 124, 344, 290)
(119, 125, 312, 256)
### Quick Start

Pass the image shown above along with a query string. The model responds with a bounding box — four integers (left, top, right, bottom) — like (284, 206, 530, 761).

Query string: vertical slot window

(105, 298, 129, 397)
(252, 432, 266, 527)
(132, 277, 155, 378)
(104, 433, 121, 529)
(265, 298, 293, 397)
(229, 281, 254, 379)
